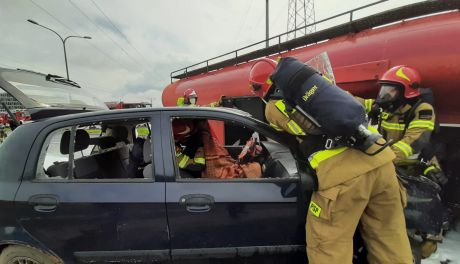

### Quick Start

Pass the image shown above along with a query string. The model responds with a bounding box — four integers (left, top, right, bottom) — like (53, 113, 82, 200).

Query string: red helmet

(379, 65, 421, 99)
(183, 88, 198, 104)
(248, 58, 278, 98)
(172, 119, 195, 142)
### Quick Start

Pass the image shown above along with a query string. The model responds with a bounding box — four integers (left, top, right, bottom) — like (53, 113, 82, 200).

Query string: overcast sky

(0, 0, 422, 106)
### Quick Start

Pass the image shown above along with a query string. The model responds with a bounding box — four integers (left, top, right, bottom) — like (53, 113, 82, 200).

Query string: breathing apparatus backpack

(270, 57, 390, 155)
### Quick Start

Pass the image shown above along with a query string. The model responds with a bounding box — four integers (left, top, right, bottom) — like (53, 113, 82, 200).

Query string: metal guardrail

(170, 0, 460, 82)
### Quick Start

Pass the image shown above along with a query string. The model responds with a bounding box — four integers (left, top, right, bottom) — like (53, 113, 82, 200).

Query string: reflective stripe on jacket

(379, 103, 435, 164)
(265, 100, 306, 135)
(176, 147, 205, 169)
(273, 100, 306, 135)
(265, 99, 395, 190)
(357, 98, 437, 166)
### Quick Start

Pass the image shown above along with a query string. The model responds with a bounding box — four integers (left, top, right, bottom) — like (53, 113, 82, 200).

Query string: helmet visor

(376, 84, 402, 105)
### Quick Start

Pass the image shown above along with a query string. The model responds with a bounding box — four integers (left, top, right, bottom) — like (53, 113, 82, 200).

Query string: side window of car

(36, 127, 71, 179)
(171, 117, 298, 180)
(36, 117, 154, 181)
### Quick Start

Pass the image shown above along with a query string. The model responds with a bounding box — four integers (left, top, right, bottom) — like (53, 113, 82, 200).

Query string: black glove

(424, 166, 448, 186)
(182, 133, 203, 157)
(368, 104, 381, 124)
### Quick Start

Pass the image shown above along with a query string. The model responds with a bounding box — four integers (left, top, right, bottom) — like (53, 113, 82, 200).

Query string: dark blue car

(0, 107, 312, 264)
(0, 68, 452, 264)
(0, 69, 314, 264)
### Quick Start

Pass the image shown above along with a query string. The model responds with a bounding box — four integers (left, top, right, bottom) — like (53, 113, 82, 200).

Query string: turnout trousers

(306, 162, 412, 264)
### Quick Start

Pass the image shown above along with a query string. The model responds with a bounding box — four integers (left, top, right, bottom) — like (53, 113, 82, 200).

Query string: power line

(89, 0, 150, 68)
(28, 0, 134, 72)
(67, 0, 144, 69)
(0, 56, 117, 99)
(28, 0, 74, 33)
(232, 0, 255, 49)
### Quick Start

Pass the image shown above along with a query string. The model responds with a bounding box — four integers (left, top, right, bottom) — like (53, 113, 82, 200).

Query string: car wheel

(409, 238, 422, 264)
(0, 245, 62, 264)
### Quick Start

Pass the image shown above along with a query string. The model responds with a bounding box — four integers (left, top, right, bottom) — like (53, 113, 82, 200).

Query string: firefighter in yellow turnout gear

(358, 66, 447, 186)
(358, 66, 448, 259)
(173, 119, 206, 177)
(249, 57, 412, 264)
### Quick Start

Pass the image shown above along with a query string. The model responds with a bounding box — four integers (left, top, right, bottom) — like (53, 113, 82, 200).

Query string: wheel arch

(0, 240, 64, 263)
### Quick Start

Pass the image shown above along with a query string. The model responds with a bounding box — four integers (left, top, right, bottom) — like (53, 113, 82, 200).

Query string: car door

(14, 112, 171, 263)
(162, 110, 311, 264)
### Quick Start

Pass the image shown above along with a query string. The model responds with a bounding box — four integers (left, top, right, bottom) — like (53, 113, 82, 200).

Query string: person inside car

(173, 119, 206, 178)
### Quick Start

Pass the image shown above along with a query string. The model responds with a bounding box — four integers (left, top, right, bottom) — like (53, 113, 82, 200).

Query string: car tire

(409, 238, 422, 264)
(0, 245, 62, 264)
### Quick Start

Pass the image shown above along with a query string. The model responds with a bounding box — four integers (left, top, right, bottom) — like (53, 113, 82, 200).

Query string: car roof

(39, 106, 253, 124)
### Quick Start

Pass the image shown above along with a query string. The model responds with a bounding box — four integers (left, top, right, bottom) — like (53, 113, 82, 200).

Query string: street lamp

(27, 19, 91, 80)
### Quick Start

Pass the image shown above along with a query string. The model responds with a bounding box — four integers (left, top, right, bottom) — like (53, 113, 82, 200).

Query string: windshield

(9, 82, 105, 108)
(2, 71, 107, 109)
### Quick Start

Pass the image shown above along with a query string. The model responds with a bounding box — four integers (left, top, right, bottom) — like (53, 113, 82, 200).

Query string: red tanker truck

(163, 1, 460, 216)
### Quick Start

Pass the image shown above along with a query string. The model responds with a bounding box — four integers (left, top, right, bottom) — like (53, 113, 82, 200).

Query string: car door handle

(28, 195, 59, 213)
(179, 194, 215, 213)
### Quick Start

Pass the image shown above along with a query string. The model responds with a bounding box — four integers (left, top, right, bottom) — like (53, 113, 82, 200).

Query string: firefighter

(249, 57, 412, 264)
(359, 66, 447, 258)
(177, 88, 222, 107)
(359, 66, 447, 186)
(0, 121, 5, 144)
(173, 119, 205, 176)
(177, 88, 198, 107)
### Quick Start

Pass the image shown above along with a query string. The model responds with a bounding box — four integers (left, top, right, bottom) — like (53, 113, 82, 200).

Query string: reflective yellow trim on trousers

(364, 99, 374, 113)
(194, 157, 205, 165)
(309, 147, 348, 169)
(408, 120, 434, 130)
(393, 141, 413, 158)
(178, 155, 190, 168)
(381, 121, 406, 131)
(274, 100, 306, 135)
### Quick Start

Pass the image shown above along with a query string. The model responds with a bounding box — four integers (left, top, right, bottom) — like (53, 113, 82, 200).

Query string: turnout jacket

(358, 98, 436, 166)
(266, 99, 395, 190)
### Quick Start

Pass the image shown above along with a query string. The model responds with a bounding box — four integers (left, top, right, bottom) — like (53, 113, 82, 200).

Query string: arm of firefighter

(392, 103, 435, 164)
(354, 97, 375, 114)
(177, 148, 205, 172)
(265, 100, 306, 136)
(265, 100, 289, 133)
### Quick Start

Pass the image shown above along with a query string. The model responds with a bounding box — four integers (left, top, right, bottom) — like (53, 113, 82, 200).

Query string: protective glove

(182, 133, 203, 157)
(368, 103, 381, 124)
(423, 165, 448, 186)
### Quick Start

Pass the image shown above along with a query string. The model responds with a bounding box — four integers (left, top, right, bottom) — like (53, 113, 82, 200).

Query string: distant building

(0, 92, 24, 112)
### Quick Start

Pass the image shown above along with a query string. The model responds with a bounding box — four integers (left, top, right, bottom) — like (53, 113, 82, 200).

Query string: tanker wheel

(409, 238, 422, 264)
(0, 245, 62, 264)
